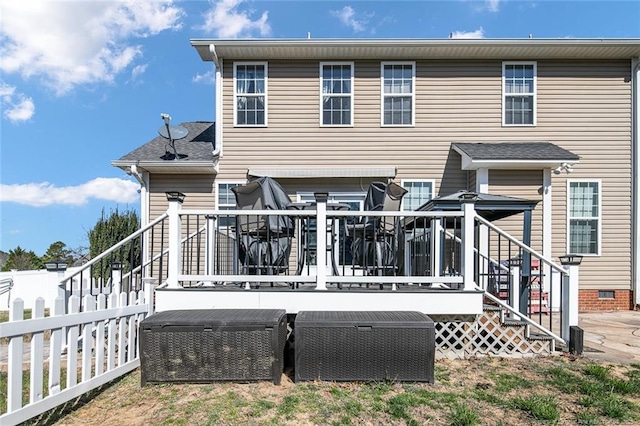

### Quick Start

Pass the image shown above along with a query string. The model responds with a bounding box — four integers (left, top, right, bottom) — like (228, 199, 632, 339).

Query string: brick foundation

(578, 289, 635, 311)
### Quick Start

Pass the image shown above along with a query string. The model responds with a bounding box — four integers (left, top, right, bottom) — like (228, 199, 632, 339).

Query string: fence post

(314, 192, 328, 291)
(166, 192, 185, 288)
(144, 280, 155, 316)
(8, 298, 25, 413)
(460, 193, 477, 291)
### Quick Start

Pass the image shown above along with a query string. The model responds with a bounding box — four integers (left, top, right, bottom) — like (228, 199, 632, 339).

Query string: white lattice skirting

(431, 309, 555, 360)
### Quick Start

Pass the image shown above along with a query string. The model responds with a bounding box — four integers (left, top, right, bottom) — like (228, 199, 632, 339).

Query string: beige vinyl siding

(201, 58, 632, 291)
(490, 170, 544, 253)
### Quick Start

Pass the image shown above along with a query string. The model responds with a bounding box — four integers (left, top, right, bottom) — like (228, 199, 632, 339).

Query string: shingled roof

(112, 122, 216, 174)
(451, 142, 579, 170)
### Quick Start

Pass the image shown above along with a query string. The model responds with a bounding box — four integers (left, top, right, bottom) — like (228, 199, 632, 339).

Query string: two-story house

(113, 38, 640, 312)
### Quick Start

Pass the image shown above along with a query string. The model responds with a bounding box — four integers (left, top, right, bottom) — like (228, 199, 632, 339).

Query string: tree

(88, 208, 140, 278)
(1, 246, 43, 271)
(42, 241, 74, 265)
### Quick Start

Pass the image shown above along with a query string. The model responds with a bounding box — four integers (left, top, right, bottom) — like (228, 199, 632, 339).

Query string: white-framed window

(381, 62, 415, 126)
(401, 180, 435, 211)
(320, 62, 354, 126)
(502, 62, 536, 126)
(567, 180, 601, 255)
(216, 181, 244, 227)
(234, 62, 267, 126)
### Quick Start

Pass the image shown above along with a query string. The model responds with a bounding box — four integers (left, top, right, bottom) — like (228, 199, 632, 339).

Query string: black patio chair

(348, 181, 408, 288)
(231, 177, 295, 283)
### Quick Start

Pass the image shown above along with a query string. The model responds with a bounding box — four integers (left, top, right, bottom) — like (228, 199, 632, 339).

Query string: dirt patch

(32, 355, 640, 425)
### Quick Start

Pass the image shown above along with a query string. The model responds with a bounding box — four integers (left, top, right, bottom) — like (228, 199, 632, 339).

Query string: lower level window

(401, 180, 434, 211)
(568, 180, 601, 255)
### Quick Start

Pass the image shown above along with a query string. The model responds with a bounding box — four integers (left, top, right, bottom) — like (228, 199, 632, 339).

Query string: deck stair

(432, 302, 556, 360)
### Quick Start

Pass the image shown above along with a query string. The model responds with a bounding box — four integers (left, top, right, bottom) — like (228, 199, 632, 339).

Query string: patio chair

(348, 181, 408, 288)
(231, 177, 295, 281)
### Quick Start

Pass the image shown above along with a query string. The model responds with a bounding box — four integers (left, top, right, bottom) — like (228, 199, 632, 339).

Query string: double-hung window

(401, 180, 434, 211)
(234, 63, 267, 126)
(502, 62, 536, 126)
(567, 180, 601, 255)
(320, 62, 353, 126)
(217, 181, 244, 227)
(382, 62, 415, 126)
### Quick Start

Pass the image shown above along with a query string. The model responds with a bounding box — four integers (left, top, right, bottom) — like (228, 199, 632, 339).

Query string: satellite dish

(158, 125, 188, 141)
(158, 121, 189, 160)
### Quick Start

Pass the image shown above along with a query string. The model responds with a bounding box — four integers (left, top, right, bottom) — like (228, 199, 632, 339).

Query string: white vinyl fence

(0, 284, 153, 425)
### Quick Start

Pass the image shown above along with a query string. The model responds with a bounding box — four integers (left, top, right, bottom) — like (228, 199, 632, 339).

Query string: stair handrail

(475, 215, 569, 276)
(64, 213, 169, 285)
(484, 290, 565, 345)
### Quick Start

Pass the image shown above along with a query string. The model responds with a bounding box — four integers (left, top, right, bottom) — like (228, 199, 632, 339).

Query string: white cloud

(200, 0, 270, 38)
(0, 178, 140, 207)
(0, 81, 35, 122)
(131, 64, 149, 81)
(486, 0, 501, 13)
(193, 70, 216, 85)
(450, 28, 485, 39)
(331, 6, 369, 33)
(0, 0, 184, 96)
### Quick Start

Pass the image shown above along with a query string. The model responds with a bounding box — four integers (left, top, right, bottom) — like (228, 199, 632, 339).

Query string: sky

(1, 0, 639, 257)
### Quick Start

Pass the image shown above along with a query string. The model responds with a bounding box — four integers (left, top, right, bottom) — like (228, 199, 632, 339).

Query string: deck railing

(160, 195, 579, 343)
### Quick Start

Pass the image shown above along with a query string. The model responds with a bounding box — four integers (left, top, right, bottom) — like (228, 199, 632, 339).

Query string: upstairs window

(382, 62, 415, 126)
(401, 180, 434, 211)
(568, 180, 601, 255)
(503, 62, 536, 126)
(320, 62, 353, 126)
(234, 63, 267, 126)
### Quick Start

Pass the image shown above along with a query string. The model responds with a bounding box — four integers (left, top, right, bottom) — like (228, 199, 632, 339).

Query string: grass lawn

(10, 354, 638, 426)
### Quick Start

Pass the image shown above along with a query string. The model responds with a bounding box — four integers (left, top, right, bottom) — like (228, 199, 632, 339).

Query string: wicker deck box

(294, 311, 434, 383)
(140, 309, 287, 385)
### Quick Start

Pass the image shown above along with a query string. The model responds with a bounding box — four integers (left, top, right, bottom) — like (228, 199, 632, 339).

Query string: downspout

(128, 164, 149, 273)
(632, 58, 640, 309)
(210, 44, 223, 160)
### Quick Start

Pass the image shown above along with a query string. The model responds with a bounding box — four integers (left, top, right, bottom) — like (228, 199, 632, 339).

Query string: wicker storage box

(140, 309, 287, 385)
(295, 311, 434, 383)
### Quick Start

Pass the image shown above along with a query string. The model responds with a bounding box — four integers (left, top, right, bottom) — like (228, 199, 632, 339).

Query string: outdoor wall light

(45, 260, 68, 272)
(165, 191, 186, 203)
(559, 254, 583, 266)
(553, 163, 574, 175)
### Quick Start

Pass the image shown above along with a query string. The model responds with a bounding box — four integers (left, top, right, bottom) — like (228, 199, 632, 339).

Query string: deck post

(315, 192, 328, 290)
(460, 194, 477, 291)
(205, 215, 216, 285)
(561, 262, 581, 343)
(166, 192, 185, 288)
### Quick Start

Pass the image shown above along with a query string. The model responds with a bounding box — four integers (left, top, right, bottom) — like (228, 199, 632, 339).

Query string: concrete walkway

(579, 310, 640, 364)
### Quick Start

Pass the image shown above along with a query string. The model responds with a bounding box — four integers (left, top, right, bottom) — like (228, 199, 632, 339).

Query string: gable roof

(192, 38, 640, 64)
(451, 142, 580, 170)
(112, 122, 217, 174)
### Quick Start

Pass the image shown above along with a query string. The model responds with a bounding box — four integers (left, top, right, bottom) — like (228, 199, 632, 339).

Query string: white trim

(233, 62, 268, 127)
(566, 179, 602, 256)
(380, 61, 415, 127)
(475, 168, 489, 193)
(502, 61, 537, 127)
(632, 57, 640, 306)
(543, 169, 552, 291)
(319, 61, 354, 127)
(400, 179, 436, 211)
